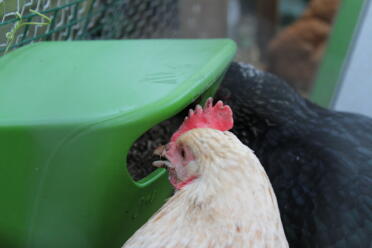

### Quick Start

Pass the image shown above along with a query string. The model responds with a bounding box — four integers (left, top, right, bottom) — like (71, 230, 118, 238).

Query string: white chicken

(122, 98, 288, 248)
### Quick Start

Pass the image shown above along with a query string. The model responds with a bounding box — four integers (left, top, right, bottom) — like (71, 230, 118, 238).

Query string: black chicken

(215, 62, 372, 248)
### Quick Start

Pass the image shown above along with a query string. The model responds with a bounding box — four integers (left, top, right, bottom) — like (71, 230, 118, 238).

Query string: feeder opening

(127, 98, 204, 181)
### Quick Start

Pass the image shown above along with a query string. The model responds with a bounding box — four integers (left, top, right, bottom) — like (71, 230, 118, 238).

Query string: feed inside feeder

(0, 39, 236, 247)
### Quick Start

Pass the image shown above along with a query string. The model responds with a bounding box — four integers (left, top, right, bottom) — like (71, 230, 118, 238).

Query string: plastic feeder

(0, 39, 236, 248)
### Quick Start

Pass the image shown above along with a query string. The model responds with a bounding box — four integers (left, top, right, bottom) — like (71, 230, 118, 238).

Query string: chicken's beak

(153, 145, 172, 168)
(153, 145, 166, 157)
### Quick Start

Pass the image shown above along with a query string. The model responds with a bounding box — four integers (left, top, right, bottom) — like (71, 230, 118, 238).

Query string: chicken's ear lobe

(171, 97, 234, 142)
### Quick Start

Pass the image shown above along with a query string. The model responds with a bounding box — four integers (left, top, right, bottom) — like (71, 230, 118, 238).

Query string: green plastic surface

(0, 39, 236, 247)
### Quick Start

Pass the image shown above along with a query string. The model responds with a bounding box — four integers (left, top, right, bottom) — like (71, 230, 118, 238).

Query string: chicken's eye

(180, 148, 185, 158)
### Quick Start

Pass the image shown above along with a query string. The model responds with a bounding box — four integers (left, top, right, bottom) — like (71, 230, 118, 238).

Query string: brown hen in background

(267, 0, 340, 97)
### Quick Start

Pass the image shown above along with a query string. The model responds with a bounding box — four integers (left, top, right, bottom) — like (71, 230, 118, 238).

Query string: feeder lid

(0, 40, 236, 126)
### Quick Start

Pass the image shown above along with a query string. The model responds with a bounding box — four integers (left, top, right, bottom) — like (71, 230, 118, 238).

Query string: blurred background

(177, 0, 340, 99)
(2, 0, 371, 116)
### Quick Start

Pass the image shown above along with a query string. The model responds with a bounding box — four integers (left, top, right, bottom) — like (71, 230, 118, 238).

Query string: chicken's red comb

(171, 98, 233, 142)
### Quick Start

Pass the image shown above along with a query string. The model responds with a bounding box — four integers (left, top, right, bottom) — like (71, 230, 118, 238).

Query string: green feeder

(0, 39, 236, 248)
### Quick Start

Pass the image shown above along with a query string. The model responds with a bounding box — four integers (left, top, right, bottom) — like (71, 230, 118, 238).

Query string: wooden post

(178, 0, 228, 38)
(256, 0, 278, 62)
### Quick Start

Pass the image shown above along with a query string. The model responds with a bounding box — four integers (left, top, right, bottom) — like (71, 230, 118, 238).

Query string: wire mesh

(0, 0, 178, 55)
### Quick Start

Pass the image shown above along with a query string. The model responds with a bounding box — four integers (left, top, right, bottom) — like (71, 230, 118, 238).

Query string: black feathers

(216, 62, 372, 248)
